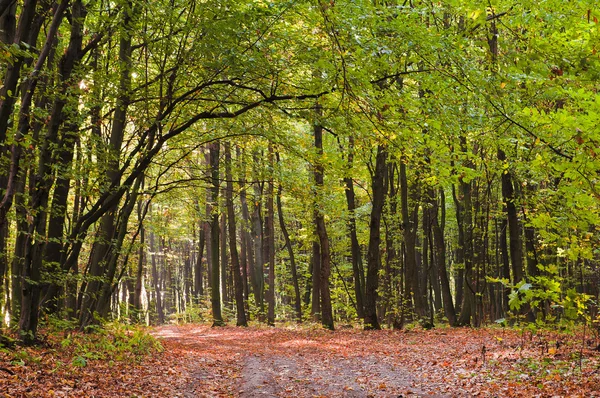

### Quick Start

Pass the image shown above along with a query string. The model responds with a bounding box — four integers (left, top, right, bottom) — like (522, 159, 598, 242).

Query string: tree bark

(364, 145, 387, 330)
(225, 142, 247, 326)
(265, 144, 276, 325)
(431, 188, 456, 326)
(209, 142, 224, 326)
(312, 106, 333, 330)
(344, 136, 365, 319)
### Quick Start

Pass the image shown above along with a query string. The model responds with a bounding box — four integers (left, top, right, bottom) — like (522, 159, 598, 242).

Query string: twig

(0, 367, 15, 375)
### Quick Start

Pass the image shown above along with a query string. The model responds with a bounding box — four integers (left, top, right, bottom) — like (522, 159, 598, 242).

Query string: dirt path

(153, 325, 450, 397)
(151, 324, 600, 397)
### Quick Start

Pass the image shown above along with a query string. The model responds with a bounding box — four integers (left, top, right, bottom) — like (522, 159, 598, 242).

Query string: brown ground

(2, 324, 600, 397)
(151, 324, 600, 397)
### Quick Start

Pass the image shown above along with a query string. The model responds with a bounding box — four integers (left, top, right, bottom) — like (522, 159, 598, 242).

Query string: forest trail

(151, 324, 600, 397)
(153, 325, 449, 397)
(2, 324, 599, 396)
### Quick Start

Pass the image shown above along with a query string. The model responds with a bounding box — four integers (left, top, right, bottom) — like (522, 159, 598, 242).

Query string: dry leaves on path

(152, 324, 600, 397)
(2, 324, 600, 397)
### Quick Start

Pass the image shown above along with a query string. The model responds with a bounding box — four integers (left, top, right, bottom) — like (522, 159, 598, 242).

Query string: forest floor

(2, 323, 600, 397)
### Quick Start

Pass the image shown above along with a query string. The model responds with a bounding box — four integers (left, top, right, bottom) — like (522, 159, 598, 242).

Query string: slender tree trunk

(224, 142, 247, 326)
(149, 227, 164, 325)
(431, 188, 456, 326)
(209, 142, 224, 326)
(220, 212, 228, 307)
(265, 144, 276, 325)
(311, 240, 321, 320)
(498, 149, 524, 285)
(364, 145, 387, 330)
(251, 158, 264, 316)
(194, 205, 205, 299)
(133, 196, 146, 322)
(457, 145, 475, 326)
(276, 180, 302, 321)
(79, 0, 134, 328)
(344, 136, 365, 319)
(400, 162, 425, 318)
(311, 105, 333, 330)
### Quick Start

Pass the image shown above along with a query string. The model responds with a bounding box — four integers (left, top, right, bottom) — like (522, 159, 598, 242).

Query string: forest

(0, 0, 600, 395)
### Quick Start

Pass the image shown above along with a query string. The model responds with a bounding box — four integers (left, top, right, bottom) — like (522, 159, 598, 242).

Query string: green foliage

(60, 322, 162, 366)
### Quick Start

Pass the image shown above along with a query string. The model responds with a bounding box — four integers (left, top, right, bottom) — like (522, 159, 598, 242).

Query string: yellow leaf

(500, 82, 506, 89)
(548, 347, 557, 355)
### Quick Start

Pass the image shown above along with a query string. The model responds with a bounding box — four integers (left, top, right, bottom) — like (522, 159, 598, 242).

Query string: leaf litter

(2, 325, 600, 397)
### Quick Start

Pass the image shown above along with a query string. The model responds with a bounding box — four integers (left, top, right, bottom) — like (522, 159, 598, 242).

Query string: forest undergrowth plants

(58, 322, 162, 367)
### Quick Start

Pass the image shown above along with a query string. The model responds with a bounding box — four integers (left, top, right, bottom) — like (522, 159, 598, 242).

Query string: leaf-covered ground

(2, 324, 600, 397)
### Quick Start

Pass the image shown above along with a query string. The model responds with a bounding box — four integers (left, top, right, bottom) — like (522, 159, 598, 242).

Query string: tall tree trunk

(457, 143, 475, 326)
(431, 188, 456, 326)
(220, 212, 228, 307)
(311, 240, 321, 320)
(276, 182, 302, 322)
(498, 149, 524, 285)
(313, 114, 333, 330)
(344, 136, 365, 319)
(209, 142, 224, 326)
(364, 145, 387, 330)
(237, 146, 252, 305)
(452, 184, 464, 314)
(251, 156, 264, 316)
(265, 144, 276, 325)
(194, 202, 205, 299)
(150, 227, 164, 325)
(224, 142, 247, 326)
(400, 162, 425, 318)
(133, 195, 146, 322)
(79, 0, 134, 328)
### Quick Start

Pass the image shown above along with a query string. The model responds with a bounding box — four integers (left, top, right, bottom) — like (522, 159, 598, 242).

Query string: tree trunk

(344, 136, 365, 319)
(220, 212, 228, 308)
(276, 182, 302, 322)
(265, 144, 276, 325)
(431, 188, 457, 326)
(400, 162, 425, 319)
(364, 145, 387, 330)
(209, 142, 224, 326)
(224, 142, 247, 326)
(313, 126, 333, 330)
(498, 149, 524, 285)
(251, 156, 264, 316)
(149, 227, 164, 325)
